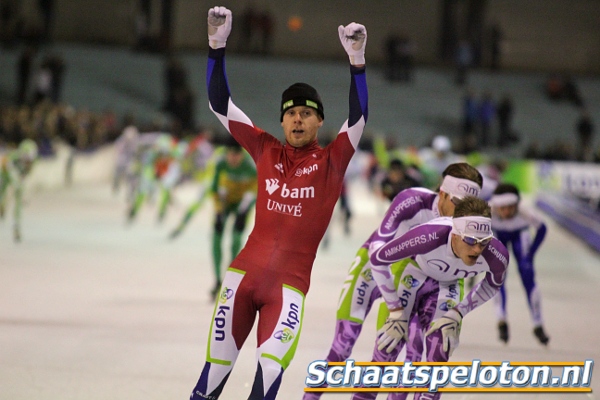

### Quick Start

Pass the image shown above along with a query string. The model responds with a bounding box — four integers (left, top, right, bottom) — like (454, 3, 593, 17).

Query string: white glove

(425, 308, 462, 357)
(377, 309, 408, 354)
(207, 6, 232, 49)
(338, 23, 367, 65)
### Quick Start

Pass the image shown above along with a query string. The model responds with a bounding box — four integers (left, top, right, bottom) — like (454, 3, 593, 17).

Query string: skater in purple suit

(489, 183, 549, 345)
(350, 196, 509, 400)
(303, 163, 483, 400)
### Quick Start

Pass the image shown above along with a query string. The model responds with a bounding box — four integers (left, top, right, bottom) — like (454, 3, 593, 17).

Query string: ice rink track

(1, 177, 599, 399)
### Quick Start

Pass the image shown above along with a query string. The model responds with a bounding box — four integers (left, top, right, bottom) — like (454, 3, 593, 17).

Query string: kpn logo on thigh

(213, 287, 235, 343)
(401, 274, 420, 289)
(274, 302, 300, 343)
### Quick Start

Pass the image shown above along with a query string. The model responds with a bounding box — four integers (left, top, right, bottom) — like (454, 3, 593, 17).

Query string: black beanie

(280, 82, 324, 121)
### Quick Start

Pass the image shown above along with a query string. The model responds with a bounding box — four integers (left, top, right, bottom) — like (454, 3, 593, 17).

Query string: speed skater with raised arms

(189, 6, 368, 400)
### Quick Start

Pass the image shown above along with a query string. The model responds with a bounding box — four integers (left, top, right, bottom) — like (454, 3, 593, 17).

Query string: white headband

(440, 175, 481, 199)
(452, 216, 493, 238)
(489, 193, 519, 207)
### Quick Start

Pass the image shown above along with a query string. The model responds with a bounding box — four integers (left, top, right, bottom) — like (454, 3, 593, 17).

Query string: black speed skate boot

(533, 326, 550, 346)
(498, 321, 509, 344)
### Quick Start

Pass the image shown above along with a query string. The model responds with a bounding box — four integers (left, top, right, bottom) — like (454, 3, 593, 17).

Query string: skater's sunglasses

(458, 232, 493, 247)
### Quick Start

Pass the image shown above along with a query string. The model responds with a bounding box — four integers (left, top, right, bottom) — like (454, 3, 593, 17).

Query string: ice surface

(1, 178, 599, 399)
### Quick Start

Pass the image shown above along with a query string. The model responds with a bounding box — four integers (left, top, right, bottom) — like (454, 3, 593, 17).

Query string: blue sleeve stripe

(207, 48, 230, 117)
(348, 67, 368, 127)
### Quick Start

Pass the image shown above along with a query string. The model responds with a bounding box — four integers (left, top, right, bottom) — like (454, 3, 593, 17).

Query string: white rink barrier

(25, 143, 116, 193)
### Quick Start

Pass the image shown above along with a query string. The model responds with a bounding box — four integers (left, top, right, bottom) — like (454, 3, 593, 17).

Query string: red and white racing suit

(190, 47, 368, 400)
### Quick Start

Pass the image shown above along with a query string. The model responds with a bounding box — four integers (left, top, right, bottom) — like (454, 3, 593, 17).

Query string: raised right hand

(207, 6, 232, 49)
(338, 22, 367, 66)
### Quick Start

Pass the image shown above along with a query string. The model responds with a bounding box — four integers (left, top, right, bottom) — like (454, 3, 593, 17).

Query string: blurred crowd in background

(0, 0, 597, 166)
(0, 1, 598, 202)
